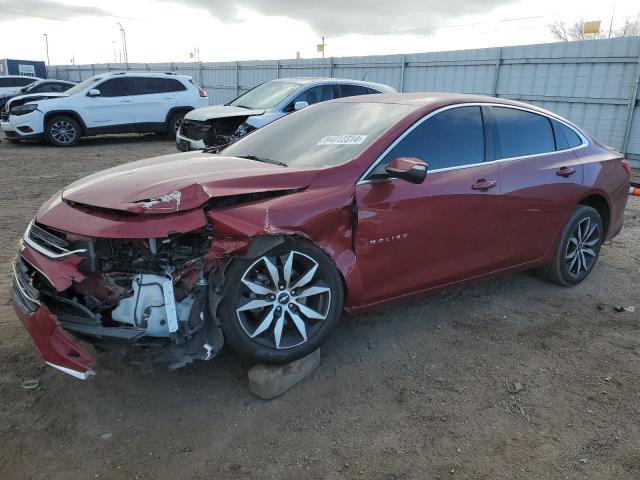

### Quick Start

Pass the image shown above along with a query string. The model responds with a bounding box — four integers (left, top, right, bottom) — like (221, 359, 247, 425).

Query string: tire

(218, 239, 344, 364)
(536, 205, 603, 286)
(167, 111, 186, 139)
(45, 115, 81, 147)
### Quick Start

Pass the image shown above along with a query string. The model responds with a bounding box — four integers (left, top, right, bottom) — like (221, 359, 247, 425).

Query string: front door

(80, 77, 134, 129)
(355, 105, 506, 304)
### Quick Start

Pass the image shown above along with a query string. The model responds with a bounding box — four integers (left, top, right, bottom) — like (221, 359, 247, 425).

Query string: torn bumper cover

(10, 222, 227, 380)
(11, 256, 96, 379)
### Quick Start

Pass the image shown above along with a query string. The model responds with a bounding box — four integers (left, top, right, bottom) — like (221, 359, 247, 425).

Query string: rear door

(491, 106, 585, 266)
(80, 77, 134, 129)
(132, 77, 179, 126)
(356, 105, 506, 303)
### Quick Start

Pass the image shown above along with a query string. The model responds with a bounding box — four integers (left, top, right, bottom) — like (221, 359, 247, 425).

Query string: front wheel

(218, 239, 344, 364)
(45, 115, 81, 147)
(167, 112, 186, 139)
(536, 205, 603, 286)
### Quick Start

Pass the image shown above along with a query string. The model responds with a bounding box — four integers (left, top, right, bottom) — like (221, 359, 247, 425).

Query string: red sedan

(11, 93, 631, 379)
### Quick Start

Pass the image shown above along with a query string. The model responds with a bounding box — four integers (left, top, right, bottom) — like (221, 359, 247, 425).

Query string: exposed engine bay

(21, 222, 224, 369)
(180, 116, 255, 149)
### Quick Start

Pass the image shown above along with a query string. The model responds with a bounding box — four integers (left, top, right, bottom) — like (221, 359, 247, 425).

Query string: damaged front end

(180, 116, 255, 151)
(11, 219, 233, 379)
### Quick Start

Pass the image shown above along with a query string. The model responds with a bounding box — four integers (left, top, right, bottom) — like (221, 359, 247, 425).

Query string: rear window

(552, 119, 583, 149)
(338, 84, 371, 98)
(494, 107, 555, 159)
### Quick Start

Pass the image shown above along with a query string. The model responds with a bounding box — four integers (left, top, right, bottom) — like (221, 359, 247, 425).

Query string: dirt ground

(0, 133, 639, 480)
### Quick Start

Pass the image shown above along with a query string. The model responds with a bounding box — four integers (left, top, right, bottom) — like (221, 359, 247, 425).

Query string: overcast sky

(0, 0, 637, 65)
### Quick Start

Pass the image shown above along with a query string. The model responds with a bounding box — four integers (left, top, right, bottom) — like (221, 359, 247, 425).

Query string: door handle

(556, 166, 576, 177)
(471, 179, 497, 191)
(119, 100, 131, 103)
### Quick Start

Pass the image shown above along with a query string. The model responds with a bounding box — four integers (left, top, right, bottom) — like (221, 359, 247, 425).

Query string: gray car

(176, 77, 396, 151)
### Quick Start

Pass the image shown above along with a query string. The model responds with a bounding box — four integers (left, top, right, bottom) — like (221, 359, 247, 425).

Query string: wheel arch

(165, 106, 195, 129)
(43, 110, 88, 135)
(578, 193, 611, 237)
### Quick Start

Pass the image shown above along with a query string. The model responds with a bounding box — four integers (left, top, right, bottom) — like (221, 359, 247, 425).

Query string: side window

(52, 83, 70, 92)
(134, 77, 167, 95)
(97, 78, 133, 97)
(493, 107, 555, 159)
(292, 85, 334, 106)
(338, 84, 370, 98)
(366, 87, 382, 94)
(14, 78, 35, 87)
(165, 79, 186, 92)
(552, 119, 583, 149)
(29, 83, 48, 93)
(0, 78, 12, 88)
(379, 106, 485, 171)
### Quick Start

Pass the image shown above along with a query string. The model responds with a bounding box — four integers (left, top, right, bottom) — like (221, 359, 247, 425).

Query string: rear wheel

(219, 239, 344, 364)
(45, 115, 81, 147)
(536, 205, 603, 286)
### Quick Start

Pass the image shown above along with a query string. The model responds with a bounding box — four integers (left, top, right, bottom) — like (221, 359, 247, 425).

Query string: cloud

(175, 0, 517, 36)
(0, 0, 112, 22)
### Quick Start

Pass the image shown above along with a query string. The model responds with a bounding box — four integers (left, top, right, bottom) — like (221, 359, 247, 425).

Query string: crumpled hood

(18, 92, 69, 104)
(61, 152, 318, 214)
(185, 105, 265, 122)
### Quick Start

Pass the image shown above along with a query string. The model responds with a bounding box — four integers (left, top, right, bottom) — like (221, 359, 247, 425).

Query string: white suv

(1, 72, 208, 147)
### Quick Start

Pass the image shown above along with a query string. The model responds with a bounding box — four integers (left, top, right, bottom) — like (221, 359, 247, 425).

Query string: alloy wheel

(565, 216, 600, 278)
(174, 117, 184, 133)
(50, 120, 76, 144)
(235, 251, 332, 350)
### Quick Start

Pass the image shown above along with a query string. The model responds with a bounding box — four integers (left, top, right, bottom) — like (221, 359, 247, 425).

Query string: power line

(324, 13, 562, 39)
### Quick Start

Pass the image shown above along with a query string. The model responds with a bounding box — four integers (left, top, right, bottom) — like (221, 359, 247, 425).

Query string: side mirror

(88, 89, 101, 97)
(385, 157, 428, 184)
(294, 101, 309, 111)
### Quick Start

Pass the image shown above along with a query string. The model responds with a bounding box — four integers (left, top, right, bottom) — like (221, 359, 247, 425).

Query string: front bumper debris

(11, 255, 96, 379)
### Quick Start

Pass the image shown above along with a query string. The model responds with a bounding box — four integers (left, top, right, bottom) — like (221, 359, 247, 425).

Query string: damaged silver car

(175, 77, 395, 151)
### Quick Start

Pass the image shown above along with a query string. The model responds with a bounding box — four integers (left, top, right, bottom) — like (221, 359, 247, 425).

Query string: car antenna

(361, 72, 368, 81)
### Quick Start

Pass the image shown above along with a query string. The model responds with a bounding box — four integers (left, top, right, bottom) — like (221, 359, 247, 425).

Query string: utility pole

(117, 22, 128, 69)
(321, 36, 325, 58)
(608, 4, 615, 39)
(44, 33, 50, 66)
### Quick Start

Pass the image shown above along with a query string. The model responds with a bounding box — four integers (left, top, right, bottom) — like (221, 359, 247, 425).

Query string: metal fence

(49, 37, 640, 167)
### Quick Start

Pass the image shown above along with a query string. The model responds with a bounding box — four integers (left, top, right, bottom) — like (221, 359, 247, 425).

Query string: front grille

(23, 221, 86, 258)
(11, 256, 40, 314)
(181, 120, 209, 142)
(0, 112, 8, 122)
(3, 130, 18, 138)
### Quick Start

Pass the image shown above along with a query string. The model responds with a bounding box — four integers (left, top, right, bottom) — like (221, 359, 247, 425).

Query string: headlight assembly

(11, 104, 38, 116)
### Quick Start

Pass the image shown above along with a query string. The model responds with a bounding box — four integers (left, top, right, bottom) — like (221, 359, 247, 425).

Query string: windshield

(228, 80, 301, 110)
(223, 101, 416, 168)
(64, 76, 101, 96)
(21, 82, 39, 93)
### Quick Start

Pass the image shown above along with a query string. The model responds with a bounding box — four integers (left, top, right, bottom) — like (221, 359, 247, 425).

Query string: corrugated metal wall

(48, 37, 640, 166)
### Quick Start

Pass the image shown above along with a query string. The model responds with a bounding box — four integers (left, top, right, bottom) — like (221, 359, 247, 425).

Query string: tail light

(198, 86, 207, 98)
(622, 159, 632, 176)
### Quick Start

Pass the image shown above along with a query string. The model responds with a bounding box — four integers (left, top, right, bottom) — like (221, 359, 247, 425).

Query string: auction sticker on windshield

(317, 135, 367, 145)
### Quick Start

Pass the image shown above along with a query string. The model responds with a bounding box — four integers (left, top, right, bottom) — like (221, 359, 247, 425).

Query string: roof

(98, 71, 193, 79)
(277, 77, 395, 91)
(335, 91, 552, 110)
(0, 75, 42, 80)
